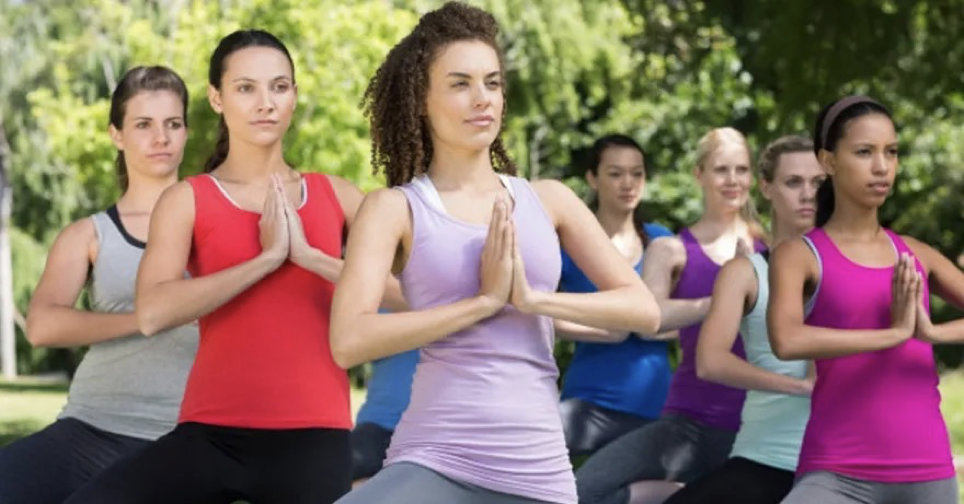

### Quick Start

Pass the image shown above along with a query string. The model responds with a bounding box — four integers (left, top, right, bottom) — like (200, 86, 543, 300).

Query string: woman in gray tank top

(0, 66, 198, 504)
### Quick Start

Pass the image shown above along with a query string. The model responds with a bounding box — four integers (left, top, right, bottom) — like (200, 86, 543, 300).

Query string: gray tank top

(58, 208, 199, 440)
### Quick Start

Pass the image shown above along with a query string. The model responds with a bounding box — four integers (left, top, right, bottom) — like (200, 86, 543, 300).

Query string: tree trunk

(0, 120, 16, 379)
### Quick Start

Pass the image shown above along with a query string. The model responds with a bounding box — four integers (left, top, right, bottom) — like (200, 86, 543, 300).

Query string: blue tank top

(355, 349, 419, 430)
(559, 223, 673, 419)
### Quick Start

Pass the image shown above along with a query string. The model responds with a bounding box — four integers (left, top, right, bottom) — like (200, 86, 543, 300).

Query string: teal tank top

(729, 252, 810, 471)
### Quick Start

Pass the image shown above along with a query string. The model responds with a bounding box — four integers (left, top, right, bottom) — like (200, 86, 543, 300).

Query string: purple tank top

(385, 176, 576, 504)
(661, 228, 753, 431)
(797, 227, 953, 482)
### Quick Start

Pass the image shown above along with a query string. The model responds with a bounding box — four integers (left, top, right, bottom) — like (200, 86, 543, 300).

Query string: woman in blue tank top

(329, 4, 661, 503)
(664, 135, 824, 504)
(0, 67, 198, 504)
(556, 134, 674, 457)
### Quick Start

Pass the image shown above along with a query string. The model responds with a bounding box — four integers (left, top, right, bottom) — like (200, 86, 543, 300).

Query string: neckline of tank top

(106, 205, 147, 250)
(204, 173, 309, 214)
(682, 228, 763, 268)
(411, 173, 517, 227)
(814, 227, 900, 271)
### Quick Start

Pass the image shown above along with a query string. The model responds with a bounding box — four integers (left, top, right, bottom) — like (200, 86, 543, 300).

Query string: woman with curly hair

(330, 2, 661, 503)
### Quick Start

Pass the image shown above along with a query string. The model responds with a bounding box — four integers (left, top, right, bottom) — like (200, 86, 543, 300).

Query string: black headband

(820, 95, 884, 148)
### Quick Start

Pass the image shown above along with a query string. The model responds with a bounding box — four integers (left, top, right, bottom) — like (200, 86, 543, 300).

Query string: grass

(2, 375, 963, 501)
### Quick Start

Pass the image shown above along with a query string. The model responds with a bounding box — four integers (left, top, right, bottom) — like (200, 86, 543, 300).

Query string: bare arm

(767, 239, 917, 360)
(905, 236, 964, 343)
(641, 236, 710, 332)
(553, 319, 630, 343)
(512, 180, 660, 334)
(25, 218, 139, 347)
(284, 174, 407, 311)
(329, 189, 511, 369)
(696, 257, 811, 395)
(135, 181, 288, 336)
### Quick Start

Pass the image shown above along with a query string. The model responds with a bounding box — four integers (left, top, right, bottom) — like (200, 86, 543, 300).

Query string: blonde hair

(695, 127, 766, 241)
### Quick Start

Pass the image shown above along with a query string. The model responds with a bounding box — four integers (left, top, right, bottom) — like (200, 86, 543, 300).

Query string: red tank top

(179, 173, 350, 429)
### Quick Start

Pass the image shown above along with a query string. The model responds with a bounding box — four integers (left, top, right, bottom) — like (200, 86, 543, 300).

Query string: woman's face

(821, 113, 898, 212)
(762, 151, 825, 234)
(109, 89, 187, 181)
(587, 145, 646, 213)
(424, 40, 504, 156)
(208, 45, 297, 149)
(697, 142, 752, 213)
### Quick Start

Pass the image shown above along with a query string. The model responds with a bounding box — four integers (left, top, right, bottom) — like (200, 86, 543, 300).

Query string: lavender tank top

(797, 227, 953, 482)
(661, 228, 754, 430)
(385, 175, 576, 504)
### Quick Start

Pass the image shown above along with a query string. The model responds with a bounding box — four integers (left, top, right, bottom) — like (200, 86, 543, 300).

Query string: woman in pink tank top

(769, 96, 964, 504)
(329, 4, 660, 504)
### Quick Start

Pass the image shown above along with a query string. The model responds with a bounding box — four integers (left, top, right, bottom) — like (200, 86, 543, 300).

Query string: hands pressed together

(477, 197, 539, 316)
(890, 252, 939, 344)
(258, 174, 322, 271)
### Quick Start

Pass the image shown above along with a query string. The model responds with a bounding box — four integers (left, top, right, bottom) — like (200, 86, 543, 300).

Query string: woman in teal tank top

(664, 135, 825, 504)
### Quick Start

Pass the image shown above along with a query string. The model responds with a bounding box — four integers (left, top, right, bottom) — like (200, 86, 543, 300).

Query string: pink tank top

(798, 227, 953, 482)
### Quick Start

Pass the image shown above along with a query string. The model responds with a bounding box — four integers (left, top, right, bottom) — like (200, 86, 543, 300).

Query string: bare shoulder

(648, 235, 686, 261)
(900, 234, 936, 258)
(720, 255, 755, 282)
(770, 238, 817, 272)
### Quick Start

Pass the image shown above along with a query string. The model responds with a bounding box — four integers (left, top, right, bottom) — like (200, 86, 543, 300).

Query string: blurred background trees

(1, 0, 962, 377)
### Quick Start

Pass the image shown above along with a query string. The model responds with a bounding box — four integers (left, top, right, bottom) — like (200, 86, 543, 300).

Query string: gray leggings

(335, 462, 553, 504)
(575, 414, 736, 504)
(781, 471, 958, 504)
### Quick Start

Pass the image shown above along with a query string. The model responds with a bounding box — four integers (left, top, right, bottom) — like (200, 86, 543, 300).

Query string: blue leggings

(0, 417, 151, 504)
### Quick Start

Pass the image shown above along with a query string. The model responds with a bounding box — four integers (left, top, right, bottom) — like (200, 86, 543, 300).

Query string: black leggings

(663, 456, 795, 504)
(0, 417, 151, 504)
(65, 422, 351, 504)
(559, 398, 654, 457)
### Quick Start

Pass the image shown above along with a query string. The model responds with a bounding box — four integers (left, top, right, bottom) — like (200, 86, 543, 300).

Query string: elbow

(639, 303, 661, 336)
(25, 317, 53, 348)
(695, 357, 718, 382)
(329, 331, 359, 370)
(136, 303, 165, 337)
(769, 330, 798, 361)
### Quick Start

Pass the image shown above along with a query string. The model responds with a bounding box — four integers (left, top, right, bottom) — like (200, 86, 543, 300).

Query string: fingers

(488, 198, 506, 260)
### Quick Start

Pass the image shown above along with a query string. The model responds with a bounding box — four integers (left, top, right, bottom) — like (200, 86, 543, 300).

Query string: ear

(108, 124, 124, 151)
(585, 170, 598, 191)
(817, 149, 836, 177)
(207, 84, 223, 114)
(759, 178, 773, 201)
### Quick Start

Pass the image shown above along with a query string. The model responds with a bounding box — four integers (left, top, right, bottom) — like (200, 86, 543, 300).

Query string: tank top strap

(301, 172, 341, 217)
(746, 253, 769, 319)
(89, 210, 114, 248)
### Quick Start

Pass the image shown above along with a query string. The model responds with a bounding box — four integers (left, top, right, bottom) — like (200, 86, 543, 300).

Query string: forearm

(554, 319, 629, 343)
(656, 297, 711, 332)
(138, 254, 276, 335)
(292, 247, 343, 283)
(332, 295, 499, 368)
(522, 286, 660, 335)
(26, 308, 139, 348)
(698, 353, 810, 395)
(927, 319, 964, 343)
(636, 329, 679, 341)
(772, 325, 907, 360)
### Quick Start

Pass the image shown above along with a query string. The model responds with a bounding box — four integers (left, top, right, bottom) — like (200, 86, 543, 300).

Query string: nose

(257, 88, 275, 113)
(472, 82, 492, 109)
(871, 151, 888, 175)
(153, 124, 170, 146)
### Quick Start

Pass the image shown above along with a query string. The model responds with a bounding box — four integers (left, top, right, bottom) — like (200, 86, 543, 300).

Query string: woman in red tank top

(65, 30, 402, 504)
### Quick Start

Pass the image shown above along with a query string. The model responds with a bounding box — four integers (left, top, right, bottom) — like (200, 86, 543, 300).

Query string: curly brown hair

(363, 1, 516, 187)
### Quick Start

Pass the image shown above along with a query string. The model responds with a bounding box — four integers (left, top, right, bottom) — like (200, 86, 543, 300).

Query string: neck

(426, 144, 497, 190)
(770, 216, 810, 249)
(116, 174, 178, 213)
(595, 205, 636, 238)
(219, 139, 289, 180)
(823, 196, 882, 239)
(693, 205, 746, 240)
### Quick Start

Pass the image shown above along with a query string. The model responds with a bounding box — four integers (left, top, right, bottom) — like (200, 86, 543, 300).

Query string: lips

(147, 152, 172, 159)
(466, 115, 495, 127)
(251, 120, 278, 126)
(868, 182, 891, 194)
(797, 208, 815, 216)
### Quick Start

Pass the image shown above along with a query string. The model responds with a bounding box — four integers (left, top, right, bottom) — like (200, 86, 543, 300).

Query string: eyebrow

(230, 76, 292, 83)
(446, 71, 502, 79)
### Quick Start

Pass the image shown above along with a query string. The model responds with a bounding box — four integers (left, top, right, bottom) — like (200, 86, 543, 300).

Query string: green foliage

(3, 0, 964, 374)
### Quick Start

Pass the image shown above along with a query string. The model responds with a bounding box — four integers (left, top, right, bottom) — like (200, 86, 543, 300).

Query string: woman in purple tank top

(769, 96, 964, 503)
(576, 127, 766, 504)
(329, 3, 660, 504)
